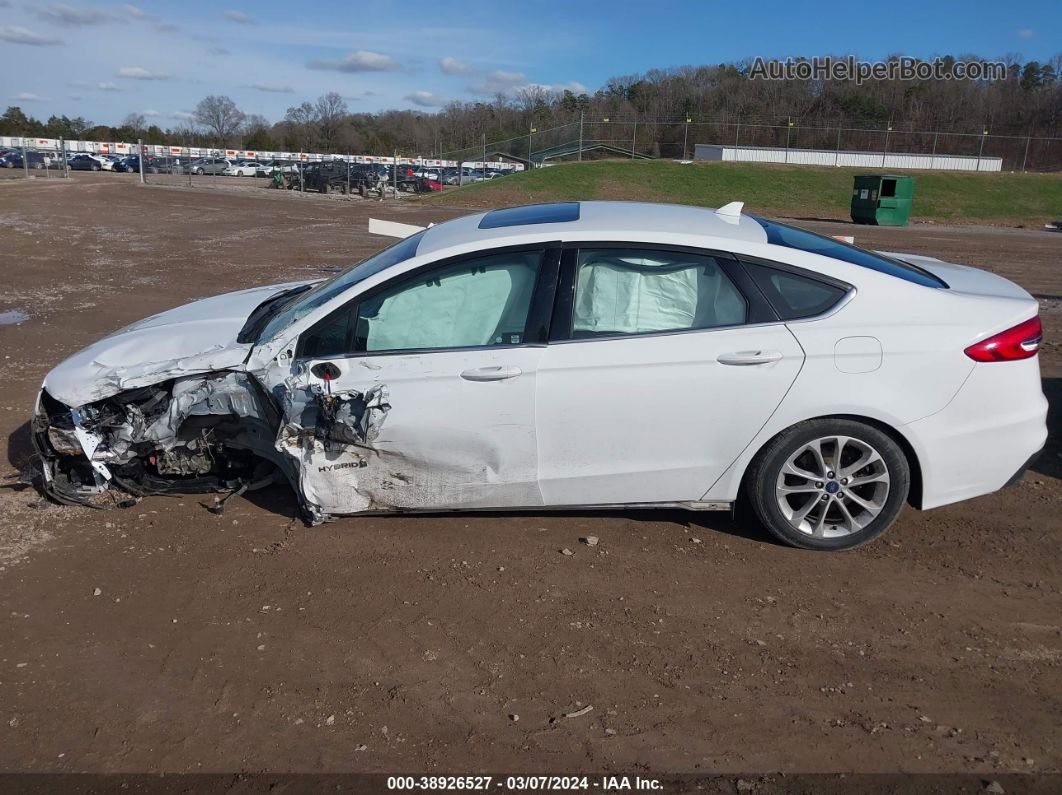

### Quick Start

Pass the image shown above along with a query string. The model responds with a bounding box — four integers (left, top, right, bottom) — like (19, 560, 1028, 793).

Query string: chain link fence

(4, 116, 1058, 188)
(441, 117, 1062, 173)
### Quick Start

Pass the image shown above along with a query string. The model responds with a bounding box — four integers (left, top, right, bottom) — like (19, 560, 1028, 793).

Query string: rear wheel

(745, 419, 909, 551)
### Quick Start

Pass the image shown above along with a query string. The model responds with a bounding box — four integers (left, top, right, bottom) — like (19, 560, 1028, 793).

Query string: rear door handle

(460, 365, 522, 382)
(717, 350, 784, 366)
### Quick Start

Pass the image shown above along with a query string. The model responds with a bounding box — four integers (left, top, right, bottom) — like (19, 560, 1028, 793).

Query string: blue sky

(1, 0, 1059, 126)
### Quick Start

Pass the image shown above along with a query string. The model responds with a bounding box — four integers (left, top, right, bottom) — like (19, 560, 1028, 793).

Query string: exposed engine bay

(32, 370, 390, 522)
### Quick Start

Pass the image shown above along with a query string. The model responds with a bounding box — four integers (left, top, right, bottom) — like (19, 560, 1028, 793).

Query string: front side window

(301, 249, 542, 357)
(572, 248, 747, 338)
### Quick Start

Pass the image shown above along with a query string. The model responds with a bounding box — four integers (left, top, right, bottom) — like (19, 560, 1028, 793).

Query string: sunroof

(478, 202, 580, 229)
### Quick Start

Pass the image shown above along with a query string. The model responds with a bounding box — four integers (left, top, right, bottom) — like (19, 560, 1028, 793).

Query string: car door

(535, 244, 805, 506)
(283, 244, 560, 516)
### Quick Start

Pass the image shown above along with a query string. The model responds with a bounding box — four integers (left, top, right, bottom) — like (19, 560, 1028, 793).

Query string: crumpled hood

(44, 281, 313, 407)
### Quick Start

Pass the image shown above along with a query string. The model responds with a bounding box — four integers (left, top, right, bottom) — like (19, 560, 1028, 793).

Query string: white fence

(694, 144, 1002, 172)
(0, 135, 524, 171)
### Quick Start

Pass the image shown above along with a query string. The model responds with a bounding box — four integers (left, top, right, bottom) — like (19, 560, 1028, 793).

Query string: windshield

(257, 230, 426, 342)
(750, 215, 947, 288)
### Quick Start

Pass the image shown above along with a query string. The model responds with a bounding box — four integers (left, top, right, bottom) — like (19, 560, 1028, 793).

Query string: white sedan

(33, 201, 1047, 550)
(227, 160, 266, 177)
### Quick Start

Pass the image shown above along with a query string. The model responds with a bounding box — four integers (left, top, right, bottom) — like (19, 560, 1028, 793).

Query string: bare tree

(281, 101, 317, 150)
(314, 91, 349, 150)
(193, 95, 246, 146)
(121, 112, 146, 134)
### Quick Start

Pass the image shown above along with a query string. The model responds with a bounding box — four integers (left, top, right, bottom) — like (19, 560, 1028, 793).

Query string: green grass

(426, 160, 1062, 227)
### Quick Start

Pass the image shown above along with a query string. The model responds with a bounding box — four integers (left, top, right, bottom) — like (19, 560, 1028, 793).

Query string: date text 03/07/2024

(386, 775, 664, 791)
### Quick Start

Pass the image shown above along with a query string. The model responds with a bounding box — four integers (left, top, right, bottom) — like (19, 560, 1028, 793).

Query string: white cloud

(0, 25, 63, 45)
(117, 66, 173, 80)
(224, 10, 256, 24)
(12, 92, 47, 101)
(405, 90, 447, 107)
(142, 109, 160, 116)
(307, 50, 401, 73)
(172, 111, 196, 120)
(119, 4, 153, 20)
(97, 81, 122, 91)
(439, 56, 472, 76)
(467, 69, 587, 98)
(468, 70, 528, 95)
(246, 82, 294, 93)
(532, 80, 587, 94)
(35, 3, 111, 26)
(207, 46, 230, 56)
(1017, 28, 1035, 40)
(155, 22, 179, 32)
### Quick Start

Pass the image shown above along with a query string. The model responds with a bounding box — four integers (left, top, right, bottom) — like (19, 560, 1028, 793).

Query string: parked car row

(2, 148, 519, 187)
(1, 148, 51, 169)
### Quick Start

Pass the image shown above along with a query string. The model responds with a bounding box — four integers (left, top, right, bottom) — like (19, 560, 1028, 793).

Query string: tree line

(1, 53, 1059, 163)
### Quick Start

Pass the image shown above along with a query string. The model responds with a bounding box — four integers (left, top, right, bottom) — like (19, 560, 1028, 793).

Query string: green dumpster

(850, 174, 915, 226)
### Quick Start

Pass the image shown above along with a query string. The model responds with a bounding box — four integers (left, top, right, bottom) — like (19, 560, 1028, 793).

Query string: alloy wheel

(775, 435, 890, 538)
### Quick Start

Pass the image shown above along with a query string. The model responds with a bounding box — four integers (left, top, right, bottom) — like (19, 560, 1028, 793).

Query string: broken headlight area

(33, 372, 293, 510)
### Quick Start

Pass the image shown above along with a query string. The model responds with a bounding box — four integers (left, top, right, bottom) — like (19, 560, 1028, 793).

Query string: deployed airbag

(573, 250, 746, 335)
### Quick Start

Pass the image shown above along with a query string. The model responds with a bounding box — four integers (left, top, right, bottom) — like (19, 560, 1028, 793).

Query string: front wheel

(745, 419, 909, 551)
(196, 168, 205, 175)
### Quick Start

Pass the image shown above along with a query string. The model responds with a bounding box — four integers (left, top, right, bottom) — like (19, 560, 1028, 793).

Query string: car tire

(196, 168, 205, 175)
(744, 418, 910, 551)
(92, 165, 100, 171)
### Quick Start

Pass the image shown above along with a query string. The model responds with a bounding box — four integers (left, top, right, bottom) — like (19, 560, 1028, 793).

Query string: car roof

(415, 201, 768, 257)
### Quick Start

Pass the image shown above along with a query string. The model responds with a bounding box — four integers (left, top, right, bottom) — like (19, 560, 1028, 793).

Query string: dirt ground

(0, 173, 1059, 779)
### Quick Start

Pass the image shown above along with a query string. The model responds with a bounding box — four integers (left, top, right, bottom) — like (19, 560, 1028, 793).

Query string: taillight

(964, 316, 1042, 362)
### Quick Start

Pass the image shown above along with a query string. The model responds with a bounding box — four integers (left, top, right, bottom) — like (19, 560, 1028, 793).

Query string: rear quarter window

(743, 261, 849, 320)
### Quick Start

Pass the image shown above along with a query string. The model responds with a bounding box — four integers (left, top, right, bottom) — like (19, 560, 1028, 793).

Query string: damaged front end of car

(32, 371, 297, 513)
(32, 365, 399, 523)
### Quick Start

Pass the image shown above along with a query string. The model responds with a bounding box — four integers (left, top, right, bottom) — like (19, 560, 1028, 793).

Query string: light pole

(528, 125, 535, 167)
(682, 117, 690, 160)
(578, 111, 584, 161)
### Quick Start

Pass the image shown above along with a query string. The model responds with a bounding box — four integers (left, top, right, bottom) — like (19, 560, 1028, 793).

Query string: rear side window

(572, 248, 747, 338)
(750, 216, 946, 288)
(743, 262, 848, 320)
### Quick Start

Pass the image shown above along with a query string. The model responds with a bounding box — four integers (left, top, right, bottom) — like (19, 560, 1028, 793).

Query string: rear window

(750, 216, 946, 288)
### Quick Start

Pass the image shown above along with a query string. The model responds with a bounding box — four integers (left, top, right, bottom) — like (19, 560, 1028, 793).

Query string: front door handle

(717, 350, 784, 366)
(460, 365, 522, 382)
